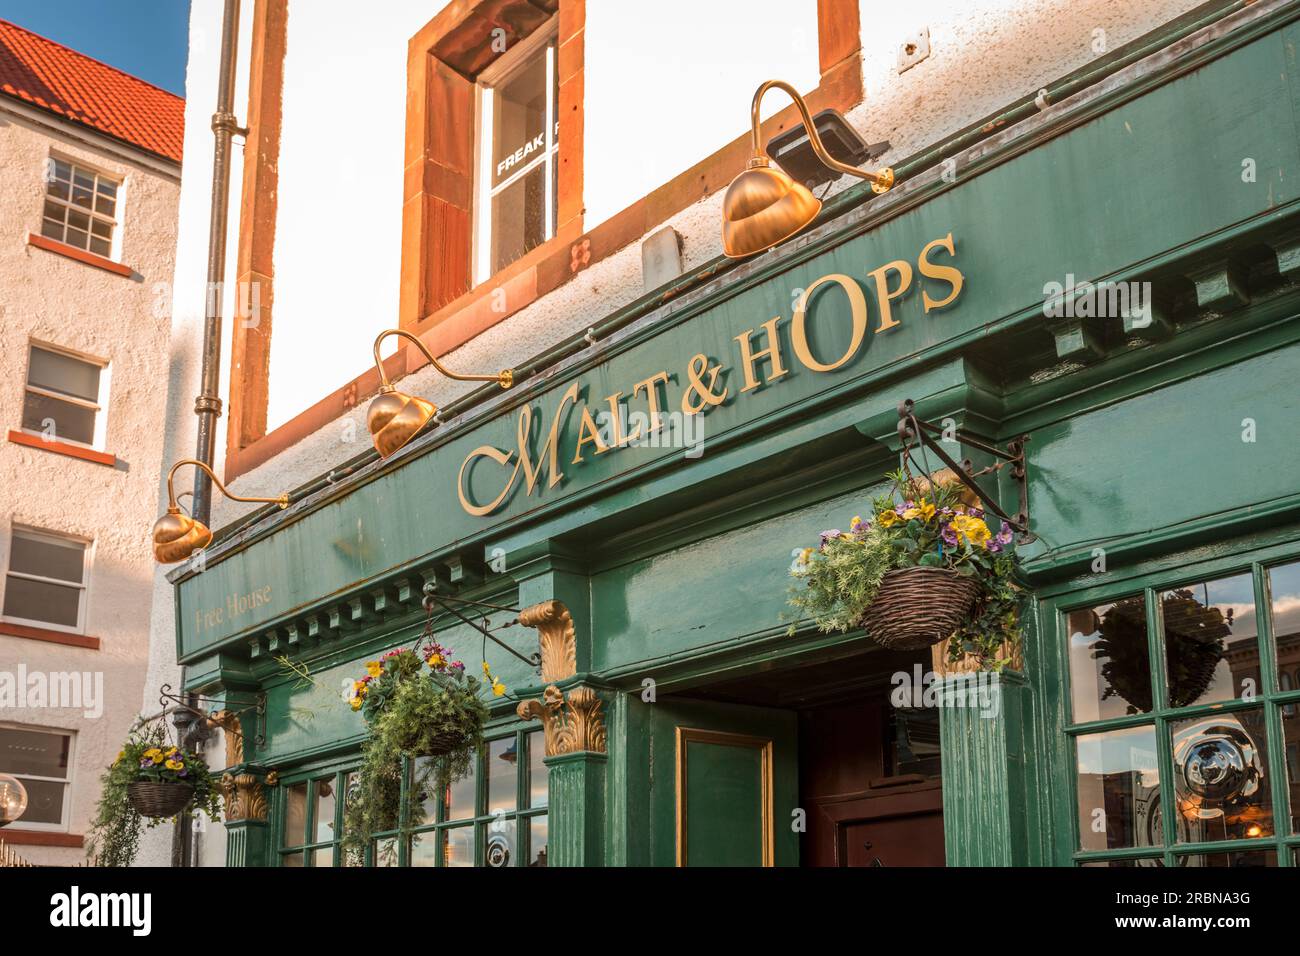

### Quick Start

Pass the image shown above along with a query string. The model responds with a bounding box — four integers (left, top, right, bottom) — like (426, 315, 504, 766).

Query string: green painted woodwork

(173, 20, 1300, 665)
(224, 820, 271, 868)
(642, 696, 798, 867)
(937, 672, 1035, 866)
(544, 751, 606, 867)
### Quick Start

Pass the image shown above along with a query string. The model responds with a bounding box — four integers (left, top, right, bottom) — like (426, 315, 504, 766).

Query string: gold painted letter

(790, 274, 869, 372)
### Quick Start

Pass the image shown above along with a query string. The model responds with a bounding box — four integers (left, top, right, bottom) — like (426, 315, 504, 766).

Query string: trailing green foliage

(342, 648, 488, 855)
(788, 470, 1023, 669)
(85, 724, 223, 867)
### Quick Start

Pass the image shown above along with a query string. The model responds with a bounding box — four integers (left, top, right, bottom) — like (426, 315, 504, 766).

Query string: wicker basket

(127, 781, 194, 818)
(859, 567, 982, 650)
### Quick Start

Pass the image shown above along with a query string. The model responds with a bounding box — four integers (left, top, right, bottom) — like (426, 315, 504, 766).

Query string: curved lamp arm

(749, 79, 894, 193)
(372, 329, 513, 392)
(166, 459, 288, 512)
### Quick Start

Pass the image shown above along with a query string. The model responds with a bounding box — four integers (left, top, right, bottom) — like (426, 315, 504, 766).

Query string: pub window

(1063, 556, 1300, 866)
(41, 157, 119, 258)
(21, 343, 110, 449)
(0, 725, 74, 830)
(2, 526, 91, 633)
(472, 25, 559, 284)
(281, 729, 547, 867)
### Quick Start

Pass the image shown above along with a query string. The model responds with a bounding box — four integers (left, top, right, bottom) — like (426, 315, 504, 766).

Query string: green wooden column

(938, 670, 1041, 866)
(225, 817, 271, 867)
(544, 748, 607, 867)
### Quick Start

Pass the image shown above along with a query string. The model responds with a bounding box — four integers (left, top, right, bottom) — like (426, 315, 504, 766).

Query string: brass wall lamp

(722, 79, 895, 258)
(152, 459, 289, 564)
(367, 329, 513, 459)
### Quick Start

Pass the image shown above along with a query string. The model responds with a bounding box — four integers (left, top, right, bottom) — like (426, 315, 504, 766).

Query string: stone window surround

(223, 0, 864, 482)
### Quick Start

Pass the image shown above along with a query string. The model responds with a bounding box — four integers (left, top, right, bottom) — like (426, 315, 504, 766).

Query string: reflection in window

(1068, 600, 1149, 721)
(486, 817, 516, 868)
(1160, 575, 1255, 708)
(486, 736, 517, 815)
(1176, 849, 1276, 867)
(1171, 709, 1271, 843)
(283, 782, 307, 848)
(529, 814, 548, 867)
(443, 826, 474, 868)
(313, 777, 336, 844)
(1076, 726, 1160, 851)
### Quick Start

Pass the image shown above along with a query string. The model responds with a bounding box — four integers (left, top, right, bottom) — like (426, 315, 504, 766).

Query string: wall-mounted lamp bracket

(896, 399, 1034, 543)
(421, 582, 541, 671)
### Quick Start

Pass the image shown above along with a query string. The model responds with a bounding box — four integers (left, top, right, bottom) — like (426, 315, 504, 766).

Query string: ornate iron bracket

(421, 583, 542, 672)
(896, 399, 1034, 543)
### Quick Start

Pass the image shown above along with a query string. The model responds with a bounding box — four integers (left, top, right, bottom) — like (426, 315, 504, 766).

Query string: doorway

(668, 646, 945, 866)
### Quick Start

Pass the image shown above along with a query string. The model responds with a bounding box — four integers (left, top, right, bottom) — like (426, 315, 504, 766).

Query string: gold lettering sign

(458, 233, 966, 516)
(194, 585, 274, 635)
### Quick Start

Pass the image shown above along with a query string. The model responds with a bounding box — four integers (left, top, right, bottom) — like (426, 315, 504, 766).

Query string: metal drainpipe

(174, 0, 244, 868)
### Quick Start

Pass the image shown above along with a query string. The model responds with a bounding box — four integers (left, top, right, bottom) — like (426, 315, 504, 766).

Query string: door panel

(647, 698, 798, 867)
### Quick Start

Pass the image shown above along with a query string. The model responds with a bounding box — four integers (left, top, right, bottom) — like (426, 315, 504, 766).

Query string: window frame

(40, 155, 122, 260)
(471, 21, 559, 287)
(0, 723, 76, 832)
(20, 341, 112, 452)
(1, 524, 93, 635)
(1052, 542, 1300, 867)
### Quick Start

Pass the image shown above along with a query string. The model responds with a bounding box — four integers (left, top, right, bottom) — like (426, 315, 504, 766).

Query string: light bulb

(0, 773, 28, 826)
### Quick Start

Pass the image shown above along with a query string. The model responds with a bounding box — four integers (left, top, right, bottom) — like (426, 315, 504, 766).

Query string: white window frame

(21, 341, 112, 451)
(1, 525, 93, 635)
(0, 723, 76, 832)
(40, 154, 122, 260)
(471, 23, 559, 286)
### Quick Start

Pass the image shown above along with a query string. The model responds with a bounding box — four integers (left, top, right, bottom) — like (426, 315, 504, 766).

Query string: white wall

(582, 0, 821, 228)
(266, 0, 434, 431)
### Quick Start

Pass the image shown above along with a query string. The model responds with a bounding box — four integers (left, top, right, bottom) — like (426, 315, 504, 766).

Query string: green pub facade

(170, 2, 1300, 867)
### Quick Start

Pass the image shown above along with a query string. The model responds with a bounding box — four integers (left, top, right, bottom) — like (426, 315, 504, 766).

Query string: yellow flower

(350, 696, 364, 712)
(427, 653, 444, 668)
(878, 510, 901, 527)
(143, 748, 163, 760)
(164, 759, 184, 771)
(482, 662, 492, 676)
(115, 750, 125, 763)
(492, 681, 507, 697)
(951, 514, 991, 546)
(365, 660, 382, 677)
(915, 500, 936, 521)
(798, 546, 815, 567)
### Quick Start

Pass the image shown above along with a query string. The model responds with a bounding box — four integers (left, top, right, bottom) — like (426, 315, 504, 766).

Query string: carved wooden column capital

(210, 709, 272, 822)
(516, 684, 606, 756)
(518, 599, 578, 682)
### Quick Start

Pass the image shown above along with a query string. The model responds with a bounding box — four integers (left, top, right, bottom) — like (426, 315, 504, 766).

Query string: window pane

(281, 851, 304, 867)
(1160, 576, 1256, 708)
(2, 576, 81, 627)
(374, 837, 399, 867)
(490, 163, 547, 275)
(282, 782, 307, 847)
(485, 816, 516, 867)
(0, 728, 70, 777)
(1068, 599, 1150, 722)
(22, 391, 97, 445)
(41, 218, 64, 241)
(71, 187, 93, 210)
(1076, 726, 1159, 851)
(445, 756, 477, 821)
(310, 846, 333, 868)
(1170, 708, 1272, 843)
(8, 533, 85, 584)
(409, 829, 437, 867)
(528, 814, 548, 866)
(90, 218, 112, 239)
(89, 237, 111, 258)
(1079, 857, 1161, 867)
(1176, 849, 1276, 867)
(528, 730, 547, 808)
(486, 735, 517, 814)
(11, 778, 66, 825)
(94, 194, 116, 217)
(1286, 728, 1300, 833)
(1268, 561, 1300, 694)
(47, 177, 69, 201)
(411, 757, 436, 828)
(97, 178, 116, 198)
(28, 347, 101, 402)
(66, 227, 89, 250)
(442, 825, 474, 867)
(50, 159, 71, 182)
(43, 200, 65, 223)
(312, 777, 336, 843)
(490, 44, 549, 189)
(67, 209, 90, 232)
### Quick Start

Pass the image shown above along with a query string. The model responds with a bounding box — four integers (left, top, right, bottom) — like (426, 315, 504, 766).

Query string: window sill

(8, 429, 118, 467)
(0, 620, 100, 649)
(0, 829, 82, 847)
(27, 232, 133, 278)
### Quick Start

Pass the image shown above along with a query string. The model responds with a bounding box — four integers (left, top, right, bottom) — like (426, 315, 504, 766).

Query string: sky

(0, 0, 191, 95)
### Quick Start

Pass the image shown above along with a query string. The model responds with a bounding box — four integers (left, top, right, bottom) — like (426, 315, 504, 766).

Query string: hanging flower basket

(858, 566, 982, 650)
(786, 468, 1023, 669)
(126, 781, 195, 819)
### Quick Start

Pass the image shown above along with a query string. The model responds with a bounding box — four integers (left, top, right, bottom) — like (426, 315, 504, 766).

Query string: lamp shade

(368, 386, 437, 459)
(721, 159, 822, 258)
(152, 508, 213, 564)
(0, 773, 28, 827)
